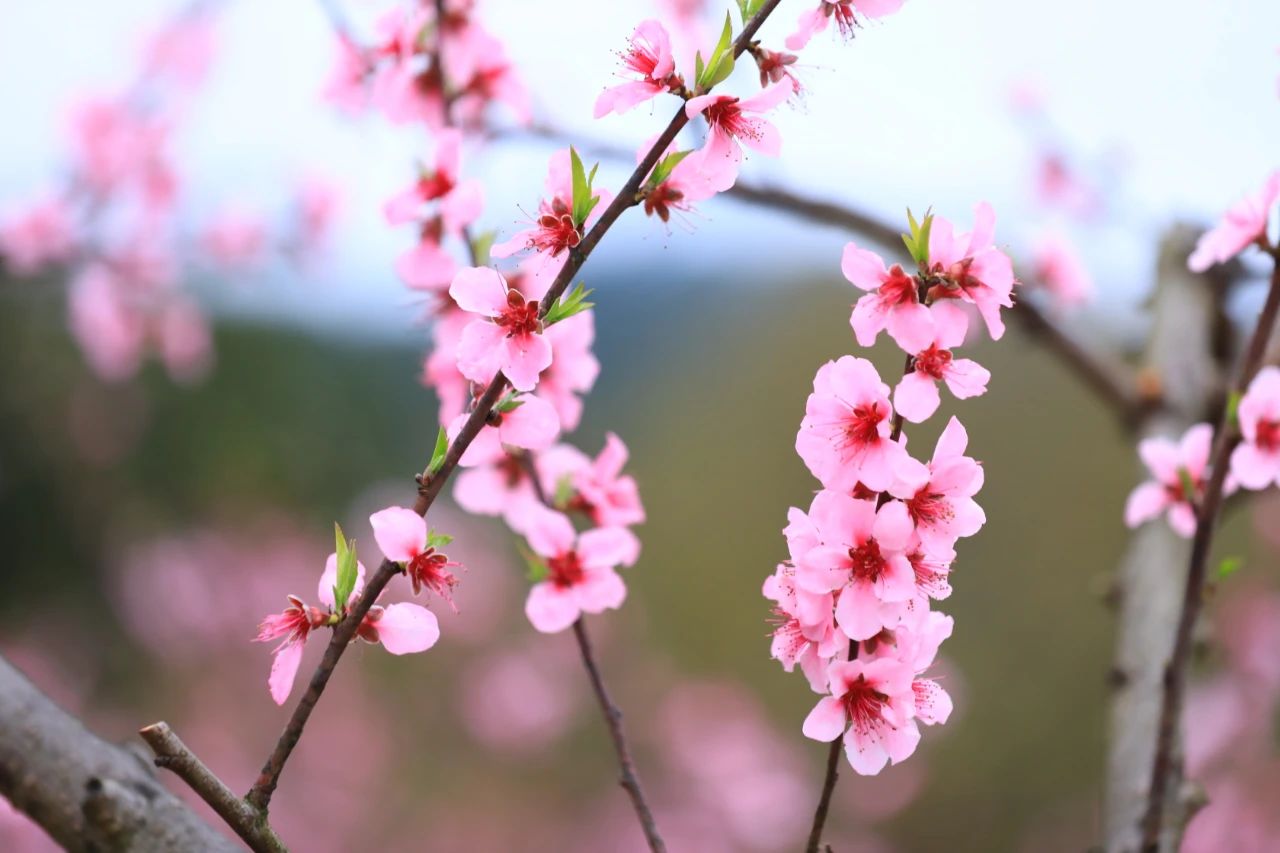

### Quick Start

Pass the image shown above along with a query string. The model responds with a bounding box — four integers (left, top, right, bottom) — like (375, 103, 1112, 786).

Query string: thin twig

(139, 723, 286, 853)
(1139, 253, 1280, 849)
(518, 454, 666, 850)
(242, 0, 788, 818)
(572, 619, 666, 852)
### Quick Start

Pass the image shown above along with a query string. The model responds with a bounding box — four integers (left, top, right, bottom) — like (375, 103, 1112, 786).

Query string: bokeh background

(2, 1, 1280, 851)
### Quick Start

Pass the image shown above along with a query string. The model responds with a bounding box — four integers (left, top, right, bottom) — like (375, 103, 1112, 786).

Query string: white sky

(2, 0, 1278, 339)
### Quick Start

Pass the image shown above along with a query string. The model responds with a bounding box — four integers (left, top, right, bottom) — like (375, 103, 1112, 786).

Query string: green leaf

(1177, 466, 1197, 503)
(469, 230, 496, 267)
(1226, 389, 1243, 428)
(694, 51, 705, 86)
(553, 474, 575, 508)
(902, 207, 934, 267)
(427, 425, 449, 477)
(569, 147, 601, 229)
(333, 523, 359, 609)
(1216, 555, 1243, 580)
(517, 542, 549, 583)
(543, 281, 595, 326)
(495, 391, 525, 414)
(697, 14, 736, 90)
(426, 529, 454, 550)
(647, 150, 693, 188)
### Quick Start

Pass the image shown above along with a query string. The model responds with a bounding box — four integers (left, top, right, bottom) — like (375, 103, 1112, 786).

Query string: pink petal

(498, 394, 560, 450)
(802, 695, 847, 742)
(885, 302, 936, 354)
(893, 370, 941, 424)
(593, 80, 663, 118)
(1231, 442, 1280, 491)
(1168, 501, 1197, 537)
(524, 506, 577, 559)
(455, 320, 505, 385)
(845, 726, 891, 776)
(578, 527, 639, 570)
(441, 180, 484, 234)
(383, 184, 424, 225)
(375, 603, 440, 654)
(448, 267, 509, 316)
(872, 501, 915, 551)
(370, 506, 426, 563)
(525, 582, 580, 633)
(268, 640, 305, 706)
(501, 331, 553, 392)
(841, 243, 889, 291)
(574, 567, 627, 613)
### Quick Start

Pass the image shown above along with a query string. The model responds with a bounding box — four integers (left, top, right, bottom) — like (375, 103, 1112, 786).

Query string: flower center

(913, 344, 952, 379)
(496, 289, 541, 337)
(847, 539, 886, 582)
(532, 197, 582, 255)
(844, 402, 885, 446)
(1257, 418, 1280, 452)
(407, 548, 459, 602)
(841, 675, 890, 734)
(881, 265, 919, 306)
(416, 170, 454, 202)
(643, 183, 685, 222)
(907, 490, 951, 527)
(548, 551, 585, 588)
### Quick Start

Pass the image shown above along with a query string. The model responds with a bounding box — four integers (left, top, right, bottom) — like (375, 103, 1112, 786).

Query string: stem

(804, 361, 911, 852)
(519, 453, 666, 851)
(572, 619, 666, 852)
(1139, 255, 1280, 849)
(140, 724, 286, 853)
(241, 0, 789, 818)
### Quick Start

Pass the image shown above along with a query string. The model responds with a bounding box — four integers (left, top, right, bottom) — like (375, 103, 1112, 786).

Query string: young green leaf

(495, 391, 526, 414)
(332, 523, 359, 610)
(569, 147, 601, 228)
(697, 14, 736, 89)
(469, 230, 496, 267)
(543, 281, 595, 326)
(553, 474, 575, 508)
(427, 425, 449, 477)
(426, 529, 454, 550)
(1177, 466, 1197, 503)
(1226, 389, 1242, 428)
(647, 150, 693, 189)
(517, 542, 549, 583)
(1216, 555, 1243, 580)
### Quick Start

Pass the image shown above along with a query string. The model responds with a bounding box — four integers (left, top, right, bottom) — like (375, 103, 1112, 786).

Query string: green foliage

(427, 425, 449, 477)
(569, 147, 602, 229)
(543, 282, 595, 326)
(646, 150, 693, 190)
(902, 207, 935, 267)
(333, 523, 359, 609)
(696, 14, 736, 90)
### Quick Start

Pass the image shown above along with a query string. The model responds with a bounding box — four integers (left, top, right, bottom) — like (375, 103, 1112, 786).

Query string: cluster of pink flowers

(765, 202, 1017, 775)
(0, 11, 337, 385)
(1126, 170, 1280, 536)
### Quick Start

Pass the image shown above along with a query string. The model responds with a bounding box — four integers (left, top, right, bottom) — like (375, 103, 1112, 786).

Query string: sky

(1, 0, 1278, 340)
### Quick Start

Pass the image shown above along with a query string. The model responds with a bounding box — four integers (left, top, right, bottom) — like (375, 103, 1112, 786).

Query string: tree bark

(0, 653, 240, 852)
(1103, 225, 1224, 852)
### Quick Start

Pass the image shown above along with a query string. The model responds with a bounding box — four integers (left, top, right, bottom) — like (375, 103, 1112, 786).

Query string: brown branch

(1139, 250, 1280, 849)
(518, 454, 665, 851)
(0, 653, 240, 852)
(232, 0, 789, 822)
(571, 619, 665, 852)
(139, 723, 285, 853)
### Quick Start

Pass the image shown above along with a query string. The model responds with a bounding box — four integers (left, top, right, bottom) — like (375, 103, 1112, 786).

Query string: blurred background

(2, 0, 1280, 850)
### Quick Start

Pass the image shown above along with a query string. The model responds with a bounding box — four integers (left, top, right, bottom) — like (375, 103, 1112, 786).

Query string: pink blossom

(1125, 423, 1214, 537)
(201, 209, 266, 268)
(255, 552, 438, 704)
(67, 265, 145, 381)
(397, 228, 458, 295)
(155, 296, 213, 384)
(764, 564, 842, 692)
(1188, 172, 1280, 272)
(323, 35, 372, 113)
(383, 129, 483, 233)
(537, 311, 600, 431)
(1032, 230, 1095, 306)
(802, 657, 919, 776)
(0, 196, 76, 275)
(448, 393, 561, 464)
(842, 242, 933, 353)
(142, 15, 216, 88)
(875, 609, 955, 727)
(565, 432, 646, 528)
(1230, 366, 1280, 491)
(492, 150, 607, 259)
(454, 448, 546, 529)
(422, 309, 471, 420)
(796, 356, 908, 492)
(594, 20, 680, 118)
(890, 417, 986, 551)
(641, 151, 716, 224)
(786, 0, 905, 51)
(793, 491, 915, 640)
(370, 506, 461, 608)
(684, 82, 791, 193)
(892, 304, 990, 422)
(449, 266, 552, 392)
(522, 508, 632, 633)
(753, 47, 802, 95)
(925, 203, 1017, 340)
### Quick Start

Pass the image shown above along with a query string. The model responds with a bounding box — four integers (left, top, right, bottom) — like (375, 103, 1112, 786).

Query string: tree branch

(139, 723, 285, 853)
(227, 0, 791, 823)
(1139, 248, 1280, 850)
(0, 653, 240, 852)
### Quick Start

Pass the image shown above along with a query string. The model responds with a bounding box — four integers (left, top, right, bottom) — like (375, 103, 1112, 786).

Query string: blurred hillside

(0, 267, 1266, 852)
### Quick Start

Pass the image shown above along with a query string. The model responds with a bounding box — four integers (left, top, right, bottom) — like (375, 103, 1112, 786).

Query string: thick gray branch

(0, 653, 240, 852)
(1103, 225, 1222, 852)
